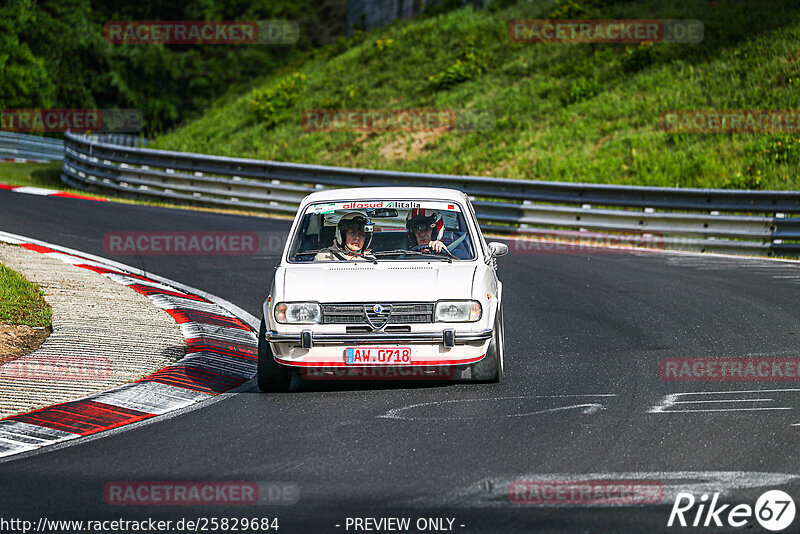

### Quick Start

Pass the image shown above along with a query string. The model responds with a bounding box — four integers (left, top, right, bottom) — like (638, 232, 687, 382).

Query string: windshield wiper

(373, 249, 452, 263)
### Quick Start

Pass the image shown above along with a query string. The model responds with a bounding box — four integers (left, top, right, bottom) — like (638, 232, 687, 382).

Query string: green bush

(752, 134, 800, 164)
(563, 76, 599, 104)
(250, 73, 307, 128)
(374, 38, 395, 52)
(621, 42, 655, 73)
(316, 83, 360, 109)
(724, 166, 763, 190)
(0, 0, 55, 109)
(547, 0, 608, 18)
(420, 0, 468, 18)
(326, 30, 366, 60)
(428, 37, 487, 90)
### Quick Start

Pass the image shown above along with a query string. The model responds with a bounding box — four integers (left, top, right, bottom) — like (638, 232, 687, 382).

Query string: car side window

(465, 198, 488, 258)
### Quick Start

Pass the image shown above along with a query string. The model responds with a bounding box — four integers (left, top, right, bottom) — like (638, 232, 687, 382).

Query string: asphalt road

(1, 190, 800, 533)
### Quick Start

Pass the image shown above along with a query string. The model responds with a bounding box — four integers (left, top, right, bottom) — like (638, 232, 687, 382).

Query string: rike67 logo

(668, 490, 796, 531)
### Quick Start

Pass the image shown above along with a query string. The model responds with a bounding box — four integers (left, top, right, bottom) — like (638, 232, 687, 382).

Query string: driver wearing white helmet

(314, 212, 375, 261)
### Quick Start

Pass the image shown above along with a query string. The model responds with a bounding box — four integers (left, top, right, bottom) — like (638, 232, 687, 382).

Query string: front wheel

(470, 306, 504, 382)
(257, 316, 292, 392)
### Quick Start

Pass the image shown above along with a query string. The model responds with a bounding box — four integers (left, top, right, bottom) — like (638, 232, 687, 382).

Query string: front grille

(346, 325, 411, 333)
(322, 303, 434, 325)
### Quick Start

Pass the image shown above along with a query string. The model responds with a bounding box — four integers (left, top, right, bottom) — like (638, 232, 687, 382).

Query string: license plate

(345, 347, 412, 365)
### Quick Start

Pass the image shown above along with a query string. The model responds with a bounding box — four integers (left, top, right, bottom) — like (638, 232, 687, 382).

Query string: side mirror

(488, 242, 508, 258)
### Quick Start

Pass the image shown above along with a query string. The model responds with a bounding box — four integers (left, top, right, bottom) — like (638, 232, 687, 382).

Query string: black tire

(257, 316, 292, 392)
(470, 305, 504, 382)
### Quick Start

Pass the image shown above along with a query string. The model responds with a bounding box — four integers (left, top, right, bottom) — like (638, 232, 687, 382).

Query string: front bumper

(266, 328, 492, 368)
(266, 329, 492, 347)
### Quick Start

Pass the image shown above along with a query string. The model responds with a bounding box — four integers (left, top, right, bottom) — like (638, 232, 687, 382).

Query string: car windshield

(288, 200, 476, 262)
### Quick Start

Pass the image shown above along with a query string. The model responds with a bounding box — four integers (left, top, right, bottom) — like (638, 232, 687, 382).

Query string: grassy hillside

(152, 0, 800, 190)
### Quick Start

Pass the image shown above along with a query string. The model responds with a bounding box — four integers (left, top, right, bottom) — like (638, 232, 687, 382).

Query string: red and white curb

(0, 231, 258, 459)
(0, 183, 106, 202)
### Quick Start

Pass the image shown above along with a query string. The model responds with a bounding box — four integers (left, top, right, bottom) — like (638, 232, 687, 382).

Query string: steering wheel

(411, 244, 456, 258)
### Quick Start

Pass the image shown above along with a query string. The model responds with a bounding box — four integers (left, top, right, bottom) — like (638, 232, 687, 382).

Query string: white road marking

(105, 273, 181, 292)
(90, 382, 211, 415)
(179, 322, 257, 344)
(659, 407, 793, 412)
(12, 186, 60, 195)
(671, 398, 773, 404)
(0, 421, 75, 443)
(40, 251, 110, 268)
(179, 352, 256, 378)
(649, 389, 800, 413)
(0, 438, 36, 457)
(0, 422, 76, 458)
(149, 294, 234, 316)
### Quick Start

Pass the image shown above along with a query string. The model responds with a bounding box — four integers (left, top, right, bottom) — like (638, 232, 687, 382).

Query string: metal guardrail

(0, 132, 148, 162)
(61, 131, 800, 256)
(0, 132, 64, 162)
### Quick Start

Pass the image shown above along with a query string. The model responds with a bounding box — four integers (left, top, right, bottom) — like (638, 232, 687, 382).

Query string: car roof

(300, 186, 469, 204)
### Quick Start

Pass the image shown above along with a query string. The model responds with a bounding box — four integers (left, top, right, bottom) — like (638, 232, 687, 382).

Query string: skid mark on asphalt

(377, 394, 616, 420)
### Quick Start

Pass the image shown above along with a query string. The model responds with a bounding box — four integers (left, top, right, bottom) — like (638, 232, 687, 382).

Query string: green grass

(0, 162, 64, 189)
(0, 262, 52, 327)
(149, 0, 800, 190)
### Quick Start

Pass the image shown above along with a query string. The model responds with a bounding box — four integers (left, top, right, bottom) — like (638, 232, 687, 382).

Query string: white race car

(258, 186, 507, 391)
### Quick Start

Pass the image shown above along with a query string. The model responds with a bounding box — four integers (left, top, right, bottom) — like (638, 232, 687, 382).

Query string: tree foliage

(0, 0, 346, 134)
